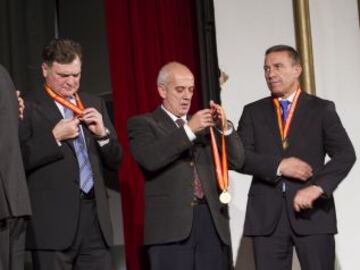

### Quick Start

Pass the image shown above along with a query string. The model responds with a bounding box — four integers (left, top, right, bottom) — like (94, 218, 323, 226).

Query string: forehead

(50, 58, 81, 73)
(170, 71, 194, 86)
(265, 51, 292, 64)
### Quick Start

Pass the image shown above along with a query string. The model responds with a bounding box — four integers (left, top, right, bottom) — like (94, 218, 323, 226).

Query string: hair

(42, 38, 82, 66)
(265, 44, 301, 65)
(157, 61, 191, 86)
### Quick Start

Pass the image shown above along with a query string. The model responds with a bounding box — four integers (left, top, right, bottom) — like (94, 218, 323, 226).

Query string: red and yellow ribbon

(209, 107, 229, 193)
(273, 88, 301, 149)
(44, 84, 85, 115)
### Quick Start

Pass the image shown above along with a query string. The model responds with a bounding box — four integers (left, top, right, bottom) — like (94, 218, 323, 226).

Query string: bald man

(127, 62, 244, 270)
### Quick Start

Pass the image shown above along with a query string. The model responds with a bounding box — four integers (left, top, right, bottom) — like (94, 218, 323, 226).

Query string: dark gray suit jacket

(127, 106, 244, 246)
(237, 92, 356, 236)
(19, 88, 122, 250)
(0, 64, 31, 221)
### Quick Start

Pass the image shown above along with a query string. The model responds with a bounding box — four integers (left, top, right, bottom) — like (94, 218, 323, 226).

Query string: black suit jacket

(0, 65, 31, 221)
(237, 92, 356, 236)
(127, 107, 244, 246)
(19, 88, 122, 249)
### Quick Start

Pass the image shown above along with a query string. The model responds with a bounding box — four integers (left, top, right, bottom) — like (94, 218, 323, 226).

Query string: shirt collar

(161, 105, 187, 123)
(278, 90, 296, 103)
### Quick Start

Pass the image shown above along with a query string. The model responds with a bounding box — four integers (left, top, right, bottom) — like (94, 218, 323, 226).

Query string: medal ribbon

(273, 88, 301, 148)
(44, 84, 85, 115)
(209, 107, 229, 192)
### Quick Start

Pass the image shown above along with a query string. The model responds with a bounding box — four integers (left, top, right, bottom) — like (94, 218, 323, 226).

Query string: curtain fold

(104, 1, 202, 269)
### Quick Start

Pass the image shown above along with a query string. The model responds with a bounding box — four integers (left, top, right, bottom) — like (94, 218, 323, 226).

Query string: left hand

(293, 185, 324, 212)
(79, 107, 106, 137)
(16, 90, 24, 119)
(209, 100, 228, 130)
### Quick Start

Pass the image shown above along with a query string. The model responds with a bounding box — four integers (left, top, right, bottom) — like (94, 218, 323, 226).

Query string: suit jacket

(0, 65, 31, 221)
(19, 88, 122, 250)
(127, 106, 244, 246)
(237, 91, 356, 236)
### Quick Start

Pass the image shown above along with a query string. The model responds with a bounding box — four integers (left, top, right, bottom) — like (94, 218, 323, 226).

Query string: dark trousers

(148, 203, 230, 270)
(0, 217, 27, 270)
(253, 197, 335, 270)
(31, 199, 112, 270)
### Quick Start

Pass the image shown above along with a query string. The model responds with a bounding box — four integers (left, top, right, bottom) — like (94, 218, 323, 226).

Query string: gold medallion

(219, 191, 231, 204)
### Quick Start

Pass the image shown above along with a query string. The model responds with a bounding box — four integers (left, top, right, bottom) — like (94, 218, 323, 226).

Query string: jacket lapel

(152, 106, 179, 134)
(286, 92, 312, 148)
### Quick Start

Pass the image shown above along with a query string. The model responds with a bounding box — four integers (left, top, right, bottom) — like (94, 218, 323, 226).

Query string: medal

(273, 88, 301, 150)
(210, 105, 232, 204)
(219, 191, 231, 204)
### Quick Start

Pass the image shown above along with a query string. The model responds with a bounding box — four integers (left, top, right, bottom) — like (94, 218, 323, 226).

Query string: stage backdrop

(214, 0, 360, 269)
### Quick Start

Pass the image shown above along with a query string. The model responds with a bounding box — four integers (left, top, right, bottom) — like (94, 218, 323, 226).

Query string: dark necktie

(279, 100, 291, 123)
(64, 106, 94, 193)
(175, 118, 204, 199)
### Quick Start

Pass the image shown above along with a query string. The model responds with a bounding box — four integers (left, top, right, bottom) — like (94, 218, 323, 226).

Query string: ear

(41, 63, 49, 78)
(158, 85, 167, 99)
(294, 64, 302, 78)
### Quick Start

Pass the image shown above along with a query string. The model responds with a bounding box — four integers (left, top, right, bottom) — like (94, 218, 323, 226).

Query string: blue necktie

(63, 106, 94, 193)
(279, 100, 291, 122)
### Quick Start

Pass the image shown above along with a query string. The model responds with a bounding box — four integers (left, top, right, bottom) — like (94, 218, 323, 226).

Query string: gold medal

(219, 191, 231, 204)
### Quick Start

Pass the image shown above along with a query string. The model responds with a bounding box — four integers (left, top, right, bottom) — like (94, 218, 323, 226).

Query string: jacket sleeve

(237, 105, 282, 183)
(312, 101, 356, 196)
(127, 116, 193, 172)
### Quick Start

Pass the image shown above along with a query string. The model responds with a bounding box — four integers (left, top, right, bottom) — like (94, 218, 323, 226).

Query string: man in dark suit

(237, 45, 356, 270)
(128, 62, 244, 270)
(19, 39, 122, 270)
(0, 65, 31, 270)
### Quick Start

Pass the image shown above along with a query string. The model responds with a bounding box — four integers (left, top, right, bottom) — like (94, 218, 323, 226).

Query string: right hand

(188, 109, 214, 134)
(52, 118, 80, 142)
(278, 157, 313, 181)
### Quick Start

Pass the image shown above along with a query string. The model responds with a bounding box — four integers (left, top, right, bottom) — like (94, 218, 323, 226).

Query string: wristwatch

(96, 128, 110, 141)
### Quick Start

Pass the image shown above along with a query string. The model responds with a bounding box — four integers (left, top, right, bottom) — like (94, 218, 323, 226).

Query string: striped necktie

(63, 106, 94, 193)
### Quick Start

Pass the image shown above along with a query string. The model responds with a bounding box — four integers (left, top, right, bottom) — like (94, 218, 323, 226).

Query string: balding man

(127, 62, 244, 270)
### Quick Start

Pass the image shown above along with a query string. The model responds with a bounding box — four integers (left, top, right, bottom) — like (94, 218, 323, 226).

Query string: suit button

(190, 161, 194, 166)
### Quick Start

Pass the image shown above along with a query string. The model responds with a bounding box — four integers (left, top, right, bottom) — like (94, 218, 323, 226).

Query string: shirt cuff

(184, 124, 196, 142)
(215, 120, 234, 136)
(97, 139, 110, 147)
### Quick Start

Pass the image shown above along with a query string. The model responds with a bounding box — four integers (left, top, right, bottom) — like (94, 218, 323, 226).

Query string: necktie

(279, 100, 291, 123)
(63, 106, 94, 193)
(176, 118, 204, 199)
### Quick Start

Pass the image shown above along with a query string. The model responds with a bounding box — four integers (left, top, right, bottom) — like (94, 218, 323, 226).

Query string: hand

(79, 107, 106, 137)
(293, 185, 324, 212)
(278, 157, 313, 181)
(188, 108, 214, 134)
(209, 100, 228, 130)
(52, 118, 80, 141)
(16, 90, 24, 119)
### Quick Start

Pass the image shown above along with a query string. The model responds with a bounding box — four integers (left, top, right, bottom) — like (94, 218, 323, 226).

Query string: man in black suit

(19, 39, 122, 270)
(237, 45, 356, 270)
(0, 64, 31, 270)
(128, 62, 244, 270)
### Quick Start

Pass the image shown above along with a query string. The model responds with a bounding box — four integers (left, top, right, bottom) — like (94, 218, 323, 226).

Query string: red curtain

(104, 1, 201, 269)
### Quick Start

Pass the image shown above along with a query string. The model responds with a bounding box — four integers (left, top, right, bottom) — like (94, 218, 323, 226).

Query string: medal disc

(219, 191, 231, 204)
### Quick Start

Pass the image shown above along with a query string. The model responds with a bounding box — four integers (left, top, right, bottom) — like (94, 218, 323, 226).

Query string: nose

(266, 68, 277, 79)
(66, 76, 76, 86)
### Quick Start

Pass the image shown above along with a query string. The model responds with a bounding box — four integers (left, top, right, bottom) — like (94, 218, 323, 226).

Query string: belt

(80, 188, 95, 200)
